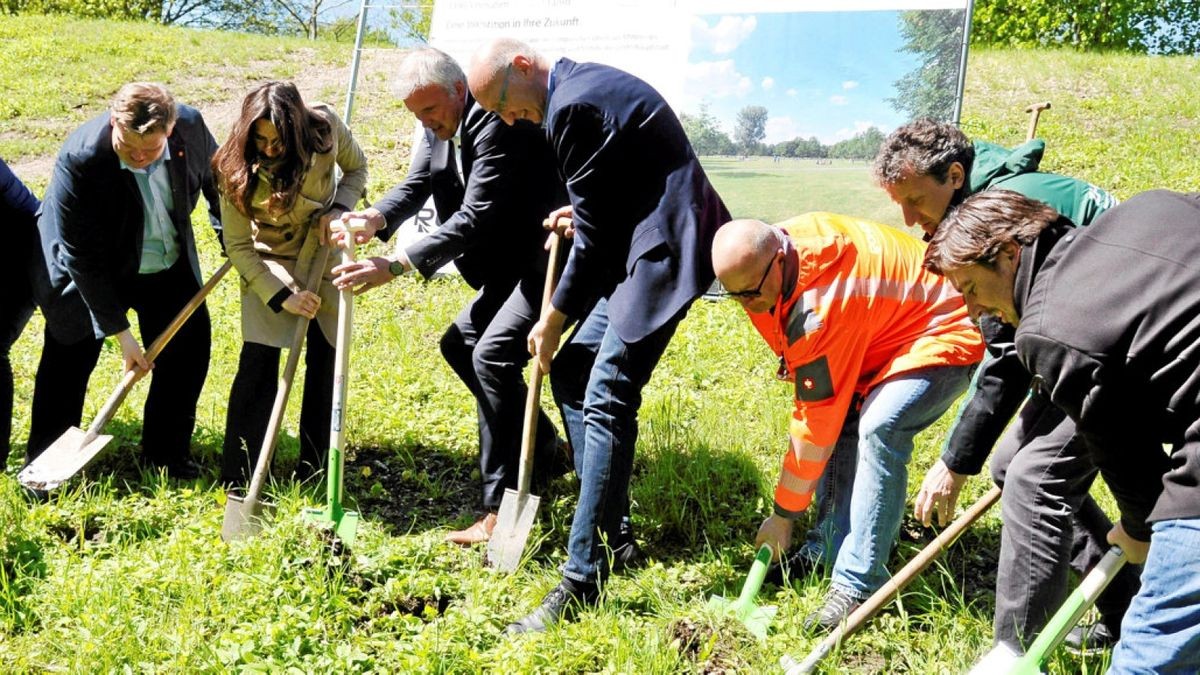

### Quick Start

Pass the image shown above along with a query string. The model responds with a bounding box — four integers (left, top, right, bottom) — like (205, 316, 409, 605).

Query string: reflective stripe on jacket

(746, 213, 985, 516)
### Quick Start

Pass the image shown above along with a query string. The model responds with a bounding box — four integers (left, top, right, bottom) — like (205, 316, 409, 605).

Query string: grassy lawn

(3, 16, 1198, 672)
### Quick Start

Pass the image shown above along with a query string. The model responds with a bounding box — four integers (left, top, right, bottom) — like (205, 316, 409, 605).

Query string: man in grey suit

(332, 48, 569, 544)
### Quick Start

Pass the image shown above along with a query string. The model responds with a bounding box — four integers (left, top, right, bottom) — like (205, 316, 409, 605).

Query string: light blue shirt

(121, 144, 178, 274)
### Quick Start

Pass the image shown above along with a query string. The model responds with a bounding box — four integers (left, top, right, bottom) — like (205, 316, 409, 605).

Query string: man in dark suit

(468, 38, 730, 632)
(331, 47, 568, 544)
(1, 157, 40, 470)
(27, 82, 222, 478)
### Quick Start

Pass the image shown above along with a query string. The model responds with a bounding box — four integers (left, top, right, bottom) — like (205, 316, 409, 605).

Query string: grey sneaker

(1064, 621, 1118, 655)
(804, 586, 862, 633)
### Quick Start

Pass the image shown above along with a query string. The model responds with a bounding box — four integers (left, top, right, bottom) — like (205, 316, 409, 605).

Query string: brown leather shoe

(445, 512, 498, 546)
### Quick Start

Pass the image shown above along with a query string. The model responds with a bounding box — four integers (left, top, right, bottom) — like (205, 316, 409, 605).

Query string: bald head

(713, 219, 785, 311)
(467, 37, 551, 125)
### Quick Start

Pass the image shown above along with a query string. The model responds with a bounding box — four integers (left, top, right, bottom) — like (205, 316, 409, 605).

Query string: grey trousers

(991, 391, 1142, 652)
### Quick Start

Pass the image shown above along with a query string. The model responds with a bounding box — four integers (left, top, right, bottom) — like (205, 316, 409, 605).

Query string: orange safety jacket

(746, 213, 985, 518)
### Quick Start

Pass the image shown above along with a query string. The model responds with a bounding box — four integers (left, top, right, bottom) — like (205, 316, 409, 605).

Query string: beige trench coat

(221, 104, 368, 348)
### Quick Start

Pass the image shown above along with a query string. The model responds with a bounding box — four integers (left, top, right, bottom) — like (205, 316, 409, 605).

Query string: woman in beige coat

(212, 81, 367, 484)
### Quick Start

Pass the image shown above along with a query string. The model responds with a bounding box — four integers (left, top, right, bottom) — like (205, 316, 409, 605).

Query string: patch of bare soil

(667, 617, 747, 673)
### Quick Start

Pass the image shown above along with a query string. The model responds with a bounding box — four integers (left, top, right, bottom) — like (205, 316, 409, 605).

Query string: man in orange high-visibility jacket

(713, 215, 984, 632)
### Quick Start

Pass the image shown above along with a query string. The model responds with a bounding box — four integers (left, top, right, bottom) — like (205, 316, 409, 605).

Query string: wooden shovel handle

(245, 246, 331, 502)
(83, 260, 233, 438)
(516, 233, 562, 496)
(786, 486, 1002, 673)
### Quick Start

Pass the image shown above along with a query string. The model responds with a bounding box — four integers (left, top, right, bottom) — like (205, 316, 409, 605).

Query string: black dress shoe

(506, 580, 598, 635)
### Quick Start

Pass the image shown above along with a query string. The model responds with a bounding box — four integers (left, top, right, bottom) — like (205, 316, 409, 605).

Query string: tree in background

(681, 104, 736, 156)
(888, 9, 966, 122)
(828, 127, 886, 160)
(972, 0, 1200, 54)
(734, 105, 768, 156)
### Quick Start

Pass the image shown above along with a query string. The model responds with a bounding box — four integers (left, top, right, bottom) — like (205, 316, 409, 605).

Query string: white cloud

(829, 95, 849, 106)
(691, 15, 758, 55)
(685, 60, 754, 100)
(786, 88, 798, 97)
(842, 80, 859, 90)
(764, 116, 817, 145)
(761, 76, 775, 91)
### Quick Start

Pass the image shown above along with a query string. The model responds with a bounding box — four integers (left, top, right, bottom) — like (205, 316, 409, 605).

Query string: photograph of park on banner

(398, 0, 970, 266)
(683, 3, 969, 228)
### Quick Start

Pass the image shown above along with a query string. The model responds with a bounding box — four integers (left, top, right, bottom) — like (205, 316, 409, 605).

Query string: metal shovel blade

(487, 488, 541, 572)
(18, 427, 113, 491)
(221, 489, 278, 542)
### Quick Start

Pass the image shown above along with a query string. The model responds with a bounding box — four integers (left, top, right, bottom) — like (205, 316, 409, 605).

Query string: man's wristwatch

(387, 257, 405, 277)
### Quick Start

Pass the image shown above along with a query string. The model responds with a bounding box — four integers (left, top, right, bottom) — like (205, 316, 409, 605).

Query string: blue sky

(684, 11, 943, 145)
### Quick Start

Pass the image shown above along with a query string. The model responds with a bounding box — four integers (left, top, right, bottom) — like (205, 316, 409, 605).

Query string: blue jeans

(550, 297, 683, 585)
(805, 365, 974, 598)
(1110, 518, 1200, 674)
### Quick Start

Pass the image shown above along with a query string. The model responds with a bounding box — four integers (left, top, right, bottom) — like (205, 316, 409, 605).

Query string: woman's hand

(282, 290, 321, 319)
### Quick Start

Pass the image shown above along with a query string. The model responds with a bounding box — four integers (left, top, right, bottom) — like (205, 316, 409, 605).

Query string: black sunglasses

(721, 257, 775, 299)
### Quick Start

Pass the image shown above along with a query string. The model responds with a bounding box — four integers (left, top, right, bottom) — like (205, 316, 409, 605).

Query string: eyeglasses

(721, 257, 775, 299)
(495, 64, 512, 115)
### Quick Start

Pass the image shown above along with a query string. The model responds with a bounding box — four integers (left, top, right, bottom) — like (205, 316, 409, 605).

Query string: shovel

(19, 260, 233, 491)
(223, 245, 331, 542)
(303, 218, 366, 546)
(1007, 546, 1128, 675)
(708, 544, 778, 639)
(487, 232, 562, 572)
(782, 485, 1002, 674)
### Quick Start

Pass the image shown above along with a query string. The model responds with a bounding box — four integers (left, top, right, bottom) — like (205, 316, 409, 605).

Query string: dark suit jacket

(545, 59, 730, 343)
(31, 105, 221, 344)
(373, 91, 562, 290)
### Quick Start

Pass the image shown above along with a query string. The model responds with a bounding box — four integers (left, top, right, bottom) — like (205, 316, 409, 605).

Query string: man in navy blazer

(1, 157, 40, 469)
(469, 38, 730, 632)
(331, 48, 570, 544)
(27, 82, 221, 478)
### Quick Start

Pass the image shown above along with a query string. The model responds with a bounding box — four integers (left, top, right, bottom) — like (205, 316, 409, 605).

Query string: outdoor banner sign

(393, 0, 973, 270)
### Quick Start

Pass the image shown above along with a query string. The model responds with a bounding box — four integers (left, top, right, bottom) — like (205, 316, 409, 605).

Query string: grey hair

(393, 47, 465, 100)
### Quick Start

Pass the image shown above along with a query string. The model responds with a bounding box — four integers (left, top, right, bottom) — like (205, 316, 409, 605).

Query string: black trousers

(991, 391, 1142, 651)
(0, 253, 34, 468)
(221, 320, 334, 485)
(441, 273, 561, 510)
(27, 260, 211, 465)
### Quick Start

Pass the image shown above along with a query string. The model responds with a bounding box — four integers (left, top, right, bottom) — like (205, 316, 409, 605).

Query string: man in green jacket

(863, 119, 1133, 661)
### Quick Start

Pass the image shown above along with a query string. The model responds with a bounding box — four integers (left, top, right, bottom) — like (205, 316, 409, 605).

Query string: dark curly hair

(872, 118, 974, 187)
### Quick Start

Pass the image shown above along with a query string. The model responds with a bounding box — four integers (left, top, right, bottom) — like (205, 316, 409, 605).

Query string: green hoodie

(964, 139, 1117, 228)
